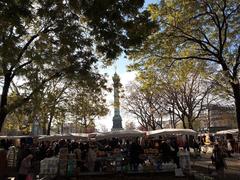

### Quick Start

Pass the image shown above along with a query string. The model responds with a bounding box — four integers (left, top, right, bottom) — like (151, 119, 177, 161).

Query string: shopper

(227, 140, 233, 157)
(0, 141, 7, 180)
(7, 144, 17, 167)
(87, 145, 97, 172)
(129, 140, 143, 171)
(18, 153, 33, 180)
(211, 144, 226, 179)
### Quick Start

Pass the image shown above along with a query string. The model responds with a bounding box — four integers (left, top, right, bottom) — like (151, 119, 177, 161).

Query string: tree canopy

(123, 81, 165, 130)
(128, 0, 240, 132)
(0, 0, 155, 132)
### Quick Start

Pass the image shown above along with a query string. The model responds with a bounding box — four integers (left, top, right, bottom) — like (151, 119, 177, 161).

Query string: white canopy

(95, 130, 146, 140)
(0, 135, 32, 139)
(38, 133, 88, 141)
(70, 133, 89, 139)
(147, 128, 197, 138)
(88, 132, 104, 139)
(215, 129, 239, 135)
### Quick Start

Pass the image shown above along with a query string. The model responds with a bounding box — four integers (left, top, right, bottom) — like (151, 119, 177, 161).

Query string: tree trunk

(182, 121, 186, 129)
(231, 83, 240, 140)
(47, 116, 53, 135)
(57, 125, 60, 134)
(207, 106, 211, 128)
(47, 119, 52, 135)
(160, 116, 163, 129)
(182, 117, 186, 129)
(172, 103, 175, 128)
(47, 109, 56, 135)
(61, 122, 63, 134)
(42, 118, 47, 135)
(0, 110, 8, 132)
(188, 118, 193, 129)
(186, 115, 193, 129)
(0, 73, 12, 132)
(172, 112, 175, 128)
(151, 115, 156, 130)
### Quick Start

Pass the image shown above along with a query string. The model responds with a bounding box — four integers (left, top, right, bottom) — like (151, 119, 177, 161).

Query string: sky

(95, 0, 160, 131)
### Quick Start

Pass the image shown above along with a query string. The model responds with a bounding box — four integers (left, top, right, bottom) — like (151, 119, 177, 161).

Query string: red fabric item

(26, 175, 33, 180)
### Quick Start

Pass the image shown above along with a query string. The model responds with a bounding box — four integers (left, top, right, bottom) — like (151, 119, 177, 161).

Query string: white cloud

(121, 71, 136, 86)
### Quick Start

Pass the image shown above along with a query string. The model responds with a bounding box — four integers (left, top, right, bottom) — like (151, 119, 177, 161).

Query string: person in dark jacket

(0, 141, 7, 180)
(159, 140, 171, 163)
(18, 152, 33, 180)
(129, 140, 143, 171)
(212, 144, 226, 178)
(170, 138, 180, 168)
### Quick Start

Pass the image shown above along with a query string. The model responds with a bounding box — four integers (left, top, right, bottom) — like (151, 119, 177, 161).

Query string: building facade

(197, 104, 237, 132)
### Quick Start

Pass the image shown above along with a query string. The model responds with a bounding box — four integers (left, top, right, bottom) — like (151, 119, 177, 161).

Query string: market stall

(38, 130, 147, 177)
(93, 130, 146, 173)
(146, 128, 197, 174)
(216, 129, 240, 154)
(88, 132, 103, 139)
(94, 129, 146, 140)
(147, 128, 197, 138)
(215, 129, 238, 135)
(0, 135, 32, 139)
(70, 133, 89, 141)
(38, 133, 88, 141)
(36, 129, 197, 178)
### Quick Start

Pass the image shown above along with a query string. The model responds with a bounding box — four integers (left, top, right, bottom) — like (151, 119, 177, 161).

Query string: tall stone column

(112, 72, 123, 131)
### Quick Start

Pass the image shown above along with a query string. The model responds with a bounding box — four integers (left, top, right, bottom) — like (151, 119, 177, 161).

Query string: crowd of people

(0, 133, 238, 179)
(0, 135, 190, 179)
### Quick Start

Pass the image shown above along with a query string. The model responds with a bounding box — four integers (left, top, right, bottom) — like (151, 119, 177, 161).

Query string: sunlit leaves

(0, 0, 155, 131)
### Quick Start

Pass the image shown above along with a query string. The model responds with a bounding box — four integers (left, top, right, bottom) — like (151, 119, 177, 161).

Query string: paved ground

(191, 153, 240, 180)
